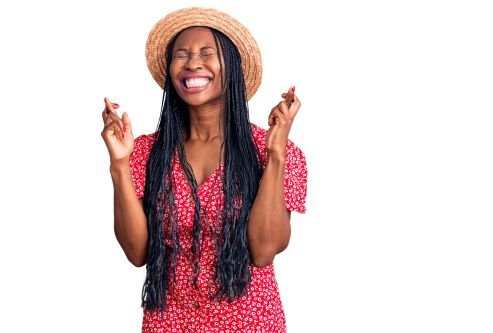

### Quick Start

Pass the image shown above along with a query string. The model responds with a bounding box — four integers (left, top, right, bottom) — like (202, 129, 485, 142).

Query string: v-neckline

(195, 162, 223, 190)
(177, 157, 223, 191)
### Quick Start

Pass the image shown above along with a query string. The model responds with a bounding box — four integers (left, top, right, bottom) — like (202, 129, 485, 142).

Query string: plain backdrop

(0, 0, 492, 332)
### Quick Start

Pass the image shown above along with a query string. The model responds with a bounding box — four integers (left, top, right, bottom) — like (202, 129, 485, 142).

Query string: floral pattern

(129, 124, 307, 333)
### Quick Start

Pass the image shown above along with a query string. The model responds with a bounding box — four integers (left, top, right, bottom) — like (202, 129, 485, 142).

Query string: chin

(183, 95, 223, 108)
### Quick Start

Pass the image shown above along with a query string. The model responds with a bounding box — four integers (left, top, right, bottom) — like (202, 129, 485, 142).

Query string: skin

(169, 28, 225, 185)
(101, 27, 301, 268)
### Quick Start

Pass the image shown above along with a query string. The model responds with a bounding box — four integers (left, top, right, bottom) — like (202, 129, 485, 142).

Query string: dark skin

(101, 27, 301, 267)
(169, 28, 225, 186)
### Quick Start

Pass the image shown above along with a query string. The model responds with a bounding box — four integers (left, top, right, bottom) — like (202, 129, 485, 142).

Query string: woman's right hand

(101, 97, 135, 163)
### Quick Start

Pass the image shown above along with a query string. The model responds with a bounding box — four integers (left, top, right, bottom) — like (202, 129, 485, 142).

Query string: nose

(186, 53, 203, 70)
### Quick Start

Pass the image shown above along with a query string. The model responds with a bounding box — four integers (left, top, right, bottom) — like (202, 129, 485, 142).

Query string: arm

(247, 151, 291, 268)
(101, 97, 148, 267)
(247, 87, 301, 267)
(110, 161, 148, 267)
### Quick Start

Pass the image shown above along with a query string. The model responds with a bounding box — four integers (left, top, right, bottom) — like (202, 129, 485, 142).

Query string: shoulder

(250, 124, 308, 213)
(250, 123, 267, 141)
(132, 132, 158, 156)
(130, 132, 157, 166)
(129, 133, 157, 198)
(134, 132, 157, 149)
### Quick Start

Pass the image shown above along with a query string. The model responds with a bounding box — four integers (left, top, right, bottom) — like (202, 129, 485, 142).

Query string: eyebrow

(173, 46, 216, 53)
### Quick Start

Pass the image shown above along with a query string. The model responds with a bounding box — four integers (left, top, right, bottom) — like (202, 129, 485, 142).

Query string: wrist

(110, 159, 131, 177)
(266, 149, 286, 165)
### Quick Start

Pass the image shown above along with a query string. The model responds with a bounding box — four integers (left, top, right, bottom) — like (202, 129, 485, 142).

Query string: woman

(101, 7, 307, 333)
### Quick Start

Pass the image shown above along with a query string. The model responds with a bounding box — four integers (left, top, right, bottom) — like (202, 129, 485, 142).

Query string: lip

(178, 73, 213, 93)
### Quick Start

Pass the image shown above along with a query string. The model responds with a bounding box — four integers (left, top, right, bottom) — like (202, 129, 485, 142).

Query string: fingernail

(290, 86, 295, 93)
(123, 124, 127, 132)
(113, 103, 120, 108)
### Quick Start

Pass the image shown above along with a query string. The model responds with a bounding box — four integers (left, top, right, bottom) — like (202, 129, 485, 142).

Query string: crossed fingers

(268, 87, 301, 127)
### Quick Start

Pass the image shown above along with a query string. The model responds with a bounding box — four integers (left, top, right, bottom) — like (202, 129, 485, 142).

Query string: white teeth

(185, 78, 209, 88)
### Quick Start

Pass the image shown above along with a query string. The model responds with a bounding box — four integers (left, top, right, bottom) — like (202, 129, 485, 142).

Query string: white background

(0, 0, 492, 332)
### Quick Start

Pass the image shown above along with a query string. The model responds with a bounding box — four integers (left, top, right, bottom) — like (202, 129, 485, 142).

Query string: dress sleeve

(284, 140, 308, 213)
(129, 134, 155, 199)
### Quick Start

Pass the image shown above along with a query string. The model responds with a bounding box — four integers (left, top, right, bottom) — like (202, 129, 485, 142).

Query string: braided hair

(141, 27, 263, 312)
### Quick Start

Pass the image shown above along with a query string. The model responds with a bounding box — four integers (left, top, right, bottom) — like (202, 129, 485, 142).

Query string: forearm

(110, 161, 148, 267)
(248, 152, 291, 267)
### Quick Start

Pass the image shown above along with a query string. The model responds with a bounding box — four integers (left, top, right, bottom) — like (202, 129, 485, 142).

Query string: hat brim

(145, 7, 262, 101)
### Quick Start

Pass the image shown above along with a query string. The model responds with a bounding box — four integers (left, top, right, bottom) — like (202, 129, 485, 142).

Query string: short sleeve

(129, 134, 155, 199)
(250, 123, 308, 214)
(284, 141, 308, 213)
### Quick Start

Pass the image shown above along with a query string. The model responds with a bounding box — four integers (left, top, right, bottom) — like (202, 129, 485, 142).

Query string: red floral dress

(129, 124, 307, 333)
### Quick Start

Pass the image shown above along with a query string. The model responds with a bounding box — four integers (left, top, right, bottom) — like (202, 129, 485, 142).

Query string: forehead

(172, 27, 215, 50)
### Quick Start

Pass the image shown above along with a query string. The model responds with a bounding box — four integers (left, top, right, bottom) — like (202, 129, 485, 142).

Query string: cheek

(169, 65, 181, 88)
(169, 61, 179, 78)
(211, 63, 224, 86)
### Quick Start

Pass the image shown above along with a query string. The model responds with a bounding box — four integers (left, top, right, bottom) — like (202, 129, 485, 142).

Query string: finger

(284, 86, 295, 107)
(277, 101, 288, 114)
(273, 107, 288, 122)
(106, 109, 124, 132)
(268, 106, 277, 126)
(103, 104, 120, 126)
(270, 108, 288, 126)
(105, 119, 126, 140)
(104, 97, 114, 113)
(122, 112, 132, 134)
(288, 94, 301, 118)
(101, 120, 119, 140)
(104, 97, 119, 115)
(102, 109, 114, 126)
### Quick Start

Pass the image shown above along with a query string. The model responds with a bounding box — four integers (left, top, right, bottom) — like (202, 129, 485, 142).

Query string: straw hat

(145, 7, 262, 100)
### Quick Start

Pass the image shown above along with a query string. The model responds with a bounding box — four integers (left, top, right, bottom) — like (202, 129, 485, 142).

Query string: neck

(187, 104, 225, 141)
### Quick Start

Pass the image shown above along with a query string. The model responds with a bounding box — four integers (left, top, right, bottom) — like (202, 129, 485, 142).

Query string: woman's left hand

(265, 86, 301, 157)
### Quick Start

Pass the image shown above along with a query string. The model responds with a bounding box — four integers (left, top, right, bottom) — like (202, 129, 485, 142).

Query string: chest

(183, 139, 223, 187)
(164, 155, 224, 244)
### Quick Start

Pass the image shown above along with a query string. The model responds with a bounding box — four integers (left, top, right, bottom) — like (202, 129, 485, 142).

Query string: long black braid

(141, 28, 263, 312)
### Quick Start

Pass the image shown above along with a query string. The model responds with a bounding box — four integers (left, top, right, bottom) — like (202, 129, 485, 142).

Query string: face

(169, 27, 224, 109)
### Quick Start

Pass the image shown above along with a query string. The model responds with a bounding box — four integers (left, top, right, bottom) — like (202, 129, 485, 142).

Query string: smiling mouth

(184, 77, 211, 89)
